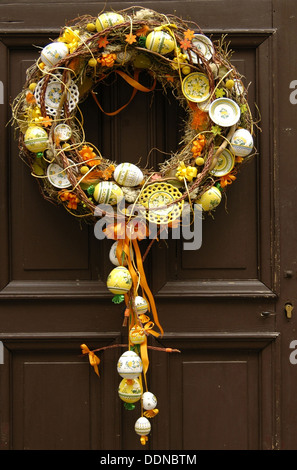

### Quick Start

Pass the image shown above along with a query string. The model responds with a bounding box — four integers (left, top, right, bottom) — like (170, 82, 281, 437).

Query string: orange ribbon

(91, 69, 156, 116)
(80, 344, 100, 376)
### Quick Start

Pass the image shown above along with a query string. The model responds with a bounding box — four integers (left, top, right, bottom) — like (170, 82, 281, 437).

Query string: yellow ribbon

(80, 344, 100, 376)
(144, 409, 159, 418)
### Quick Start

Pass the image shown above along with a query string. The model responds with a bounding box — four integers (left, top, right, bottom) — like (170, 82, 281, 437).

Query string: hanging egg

(24, 125, 48, 153)
(195, 186, 222, 211)
(117, 350, 143, 379)
(107, 266, 132, 295)
(93, 181, 123, 205)
(129, 325, 146, 345)
(141, 391, 158, 410)
(113, 163, 144, 187)
(134, 295, 149, 315)
(135, 417, 151, 436)
(145, 30, 175, 55)
(95, 12, 124, 32)
(230, 128, 254, 157)
(109, 241, 127, 266)
(118, 378, 142, 403)
(40, 42, 69, 67)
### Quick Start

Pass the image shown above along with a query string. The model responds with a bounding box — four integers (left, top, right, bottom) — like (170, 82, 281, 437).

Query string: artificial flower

(215, 88, 226, 98)
(125, 33, 137, 45)
(191, 135, 206, 157)
(191, 109, 209, 131)
(40, 115, 52, 128)
(98, 36, 109, 48)
(136, 25, 150, 36)
(98, 53, 116, 67)
(79, 145, 101, 166)
(58, 27, 81, 53)
(25, 91, 36, 105)
(59, 190, 80, 210)
(179, 38, 191, 50)
(184, 29, 195, 41)
(175, 161, 198, 182)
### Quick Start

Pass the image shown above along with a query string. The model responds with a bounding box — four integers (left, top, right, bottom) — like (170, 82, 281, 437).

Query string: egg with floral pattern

(135, 417, 151, 436)
(118, 378, 142, 403)
(106, 266, 132, 295)
(141, 391, 157, 410)
(117, 350, 143, 379)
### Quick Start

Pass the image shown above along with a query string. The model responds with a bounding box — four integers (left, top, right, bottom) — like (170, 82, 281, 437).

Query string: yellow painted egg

(93, 181, 123, 205)
(135, 417, 151, 436)
(142, 391, 157, 410)
(129, 325, 146, 345)
(117, 350, 143, 379)
(24, 125, 48, 153)
(107, 266, 132, 295)
(195, 186, 222, 211)
(145, 30, 175, 55)
(113, 163, 143, 187)
(118, 378, 142, 403)
(109, 241, 127, 266)
(40, 42, 69, 67)
(95, 12, 124, 32)
(230, 128, 254, 157)
(134, 295, 148, 315)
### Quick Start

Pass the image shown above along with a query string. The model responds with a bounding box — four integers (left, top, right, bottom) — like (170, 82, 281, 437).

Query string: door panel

(0, 0, 291, 451)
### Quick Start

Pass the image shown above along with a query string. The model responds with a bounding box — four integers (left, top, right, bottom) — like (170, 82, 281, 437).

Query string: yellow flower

(58, 28, 81, 53)
(175, 161, 197, 182)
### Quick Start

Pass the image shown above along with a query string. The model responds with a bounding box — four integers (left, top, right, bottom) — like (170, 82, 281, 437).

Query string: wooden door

(0, 0, 295, 451)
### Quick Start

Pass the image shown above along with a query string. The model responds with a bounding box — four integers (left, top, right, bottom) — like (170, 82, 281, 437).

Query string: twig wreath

(12, 6, 258, 445)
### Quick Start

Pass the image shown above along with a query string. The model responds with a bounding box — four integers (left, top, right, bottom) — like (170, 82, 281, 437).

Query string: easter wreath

(12, 7, 257, 446)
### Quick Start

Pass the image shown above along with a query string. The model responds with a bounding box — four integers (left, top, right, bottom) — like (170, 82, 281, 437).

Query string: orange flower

(41, 115, 52, 127)
(184, 29, 195, 41)
(179, 38, 191, 50)
(136, 25, 150, 36)
(235, 156, 244, 163)
(98, 36, 109, 48)
(98, 53, 116, 67)
(25, 92, 36, 105)
(191, 108, 209, 131)
(191, 135, 206, 157)
(165, 74, 174, 83)
(59, 190, 80, 210)
(79, 145, 101, 166)
(125, 33, 137, 45)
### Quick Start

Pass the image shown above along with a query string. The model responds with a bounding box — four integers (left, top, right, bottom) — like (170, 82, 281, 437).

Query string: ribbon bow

(81, 344, 100, 376)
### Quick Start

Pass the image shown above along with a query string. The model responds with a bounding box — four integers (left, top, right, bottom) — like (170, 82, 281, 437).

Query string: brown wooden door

(0, 0, 296, 451)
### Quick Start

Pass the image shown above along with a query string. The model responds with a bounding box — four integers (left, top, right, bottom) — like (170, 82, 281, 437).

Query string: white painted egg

(113, 163, 143, 187)
(230, 128, 254, 157)
(109, 241, 127, 266)
(134, 295, 148, 315)
(41, 42, 69, 67)
(117, 350, 143, 379)
(141, 391, 157, 410)
(135, 417, 151, 436)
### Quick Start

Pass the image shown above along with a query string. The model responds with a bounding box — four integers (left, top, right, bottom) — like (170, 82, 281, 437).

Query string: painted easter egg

(24, 125, 48, 153)
(135, 417, 151, 436)
(134, 296, 149, 315)
(40, 42, 69, 67)
(117, 350, 143, 379)
(106, 266, 132, 295)
(95, 12, 124, 32)
(195, 186, 222, 211)
(118, 378, 142, 403)
(113, 163, 143, 187)
(141, 391, 158, 410)
(230, 128, 254, 157)
(129, 325, 146, 345)
(145, 30, 175, 55)
(109, 241, 127, 266)
(93, 181, 123, 205)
